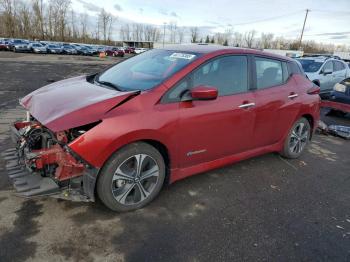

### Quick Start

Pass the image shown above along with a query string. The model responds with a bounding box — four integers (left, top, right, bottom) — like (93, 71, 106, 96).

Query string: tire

(97, 142, 166, 212)
(280, 117, 311, 159)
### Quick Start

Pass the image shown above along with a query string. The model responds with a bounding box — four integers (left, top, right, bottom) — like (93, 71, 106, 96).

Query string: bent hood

(21, 75, 139, 132)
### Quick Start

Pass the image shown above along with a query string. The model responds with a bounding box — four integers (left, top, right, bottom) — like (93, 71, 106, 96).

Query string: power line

(230, 10, 304, 27)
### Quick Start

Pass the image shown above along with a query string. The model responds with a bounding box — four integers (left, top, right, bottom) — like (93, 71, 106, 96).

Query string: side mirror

(322, 68, 332, 75)
(182, 85, 218, 101)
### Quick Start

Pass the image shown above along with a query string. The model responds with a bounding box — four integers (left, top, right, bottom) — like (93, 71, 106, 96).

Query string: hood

(21, 75, 139, 132)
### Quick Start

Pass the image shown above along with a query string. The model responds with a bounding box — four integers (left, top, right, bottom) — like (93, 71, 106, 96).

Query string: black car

(330, 78, 350, 105)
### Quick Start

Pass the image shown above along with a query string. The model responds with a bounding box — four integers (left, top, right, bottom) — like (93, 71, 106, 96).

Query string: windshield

(297, 59, 323, 73)
(97, 49, 200, 91)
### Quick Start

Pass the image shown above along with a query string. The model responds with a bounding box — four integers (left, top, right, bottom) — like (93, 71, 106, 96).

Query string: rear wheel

(97, 142, 166, 212)
(280, 117, 311, 159)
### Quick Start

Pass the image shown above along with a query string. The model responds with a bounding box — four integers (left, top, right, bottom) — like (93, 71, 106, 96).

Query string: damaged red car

(4, 45, 320, 211)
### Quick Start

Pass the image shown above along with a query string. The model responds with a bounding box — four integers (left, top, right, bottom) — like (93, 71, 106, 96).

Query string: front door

(164, 55, 256, 168)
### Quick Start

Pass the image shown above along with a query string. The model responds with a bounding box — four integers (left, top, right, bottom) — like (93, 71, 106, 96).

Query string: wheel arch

(300, 114, 314, 139)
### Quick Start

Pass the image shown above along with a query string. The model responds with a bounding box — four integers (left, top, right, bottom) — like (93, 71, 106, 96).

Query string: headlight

(334, 83, 346, 92)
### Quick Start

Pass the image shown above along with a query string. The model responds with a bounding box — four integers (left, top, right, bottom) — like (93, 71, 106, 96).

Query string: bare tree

(259, 33, 274, 49)
(98, 8, 113, 43)
(168, 21, 177, 43)
(31, 0, 45, 39)
(177, 27, 185, 43)
(190, 27, 198, 43)
(232, 32, 242, 47)
(244, 30, 256, 48)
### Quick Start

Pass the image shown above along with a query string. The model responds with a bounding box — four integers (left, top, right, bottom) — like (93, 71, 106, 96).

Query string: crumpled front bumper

(2, 123, 98, 201)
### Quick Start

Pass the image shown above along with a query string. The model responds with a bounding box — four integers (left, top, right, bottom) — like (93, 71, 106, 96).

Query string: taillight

(307, 86, 320, 95)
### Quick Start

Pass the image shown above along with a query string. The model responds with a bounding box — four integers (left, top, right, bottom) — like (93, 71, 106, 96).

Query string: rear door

(319, 61, 334, 92)
(252, 57, 300, 148)
(333, 61, 347, 85)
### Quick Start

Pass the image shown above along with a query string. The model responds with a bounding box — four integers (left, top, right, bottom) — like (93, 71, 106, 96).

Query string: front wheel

(97, 142, 166, 212)
(280, 117, 311, 159)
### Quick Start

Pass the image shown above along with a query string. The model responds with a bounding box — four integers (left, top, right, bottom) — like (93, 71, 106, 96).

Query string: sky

(72, 0, 350, 45)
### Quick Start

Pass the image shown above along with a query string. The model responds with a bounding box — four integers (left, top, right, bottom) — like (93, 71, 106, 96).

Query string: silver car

(297, 57, 350, 93)
(29, 43, 47, 54)
(12, 40, 30, 52)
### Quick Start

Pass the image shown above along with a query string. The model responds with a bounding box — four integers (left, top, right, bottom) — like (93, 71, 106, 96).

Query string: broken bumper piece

(2, 122, 98, 202)
(3, 148, 60, 197)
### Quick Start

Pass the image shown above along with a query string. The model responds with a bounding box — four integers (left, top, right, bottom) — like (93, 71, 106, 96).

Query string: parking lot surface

(0, 53, 349, 262)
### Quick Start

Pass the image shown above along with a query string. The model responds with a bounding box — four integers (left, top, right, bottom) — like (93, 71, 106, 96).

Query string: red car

(104, 47, 124, 57)
(5, 45, 320, 212)
(0, 41, 10, 51)
(124, 47, 135, 54)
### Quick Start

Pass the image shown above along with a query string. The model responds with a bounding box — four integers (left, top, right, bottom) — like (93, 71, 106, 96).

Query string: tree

(190, 27, 198, 43)
(210, 36, 215, 44)
(98, 8, 113, 43)
(260, 33, 274, 49)
(244, 30, 256, 48)
(205, 35, 210, 43)
(223, 39, 228, 46)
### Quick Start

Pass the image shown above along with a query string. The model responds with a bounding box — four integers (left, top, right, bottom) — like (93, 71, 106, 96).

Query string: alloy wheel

(289, 122, 309, 154)
(111, 154, 160, 205)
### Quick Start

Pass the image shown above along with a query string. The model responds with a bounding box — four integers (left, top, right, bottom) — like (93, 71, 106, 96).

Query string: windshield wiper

(95, 79, 121, 91)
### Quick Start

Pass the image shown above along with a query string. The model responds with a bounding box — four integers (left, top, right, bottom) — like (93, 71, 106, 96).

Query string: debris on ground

(328, 125, 350, 140)
(270, 185, 280, 191)
(336, 225, 345, 230)
(317, 120, 329, 134)
(317, 120, 350, 140)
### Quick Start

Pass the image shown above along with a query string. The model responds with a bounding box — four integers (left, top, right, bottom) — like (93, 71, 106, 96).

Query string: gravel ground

(0, 52, 349, 262)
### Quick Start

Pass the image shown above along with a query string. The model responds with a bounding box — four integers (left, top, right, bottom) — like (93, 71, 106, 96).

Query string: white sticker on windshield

(170, 53, 196, 60)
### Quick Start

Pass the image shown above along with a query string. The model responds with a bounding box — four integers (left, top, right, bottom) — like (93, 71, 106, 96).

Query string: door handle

(288, 93, 298, 99)
(238, 102, 255, 109)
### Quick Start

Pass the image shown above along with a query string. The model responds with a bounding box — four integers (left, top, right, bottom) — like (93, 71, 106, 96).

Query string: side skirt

(169, 142, 283, 184)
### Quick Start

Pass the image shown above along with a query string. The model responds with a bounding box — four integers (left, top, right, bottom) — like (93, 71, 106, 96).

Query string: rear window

(297, 59, 323, 73)
(255, 57, 283, 89)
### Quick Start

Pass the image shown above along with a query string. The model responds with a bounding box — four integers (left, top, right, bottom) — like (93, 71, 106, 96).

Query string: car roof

(159, 44, 293, 61)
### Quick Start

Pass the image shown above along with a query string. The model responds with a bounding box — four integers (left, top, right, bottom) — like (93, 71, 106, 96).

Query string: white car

(296, 57, 350, 93)
(134, 48, 148, 54)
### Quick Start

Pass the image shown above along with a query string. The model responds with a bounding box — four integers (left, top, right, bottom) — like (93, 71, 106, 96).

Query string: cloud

(313, 31, 350, 36)
(76, 0, 101, 13)
(114, 4, 123, 12)
(170, 11, 178, 18)
(139, 8, 144, 14)
(330, 35, 349, 40)
(158, 9, 168, 16)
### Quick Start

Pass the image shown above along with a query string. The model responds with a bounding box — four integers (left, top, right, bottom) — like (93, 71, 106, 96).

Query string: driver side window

(163, 55, 248, 103)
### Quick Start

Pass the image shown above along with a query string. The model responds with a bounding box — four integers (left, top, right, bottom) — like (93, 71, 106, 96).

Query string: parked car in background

(10, 39, 30, 52)
(296, 57, 350, 94)
(124, 47, 135, 54)
(7, 45, 320, 212)
(46, 44, 63, 54)
(134, 48, 147, 54)
(8, 39, 25, 51)
(104, 47, 124, 57)
(29, 43, 47, 54)
(61, 44, 78, 55)
(0, 40, 10, 51)
(330, 78, 350, 105)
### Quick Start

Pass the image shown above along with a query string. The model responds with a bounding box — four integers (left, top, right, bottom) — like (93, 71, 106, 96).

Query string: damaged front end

(3, 116, 99, 202)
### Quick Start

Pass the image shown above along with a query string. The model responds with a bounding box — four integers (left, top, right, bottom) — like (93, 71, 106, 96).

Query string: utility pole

(299, 9, 310, 50)
(163, 22, 166, 47)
